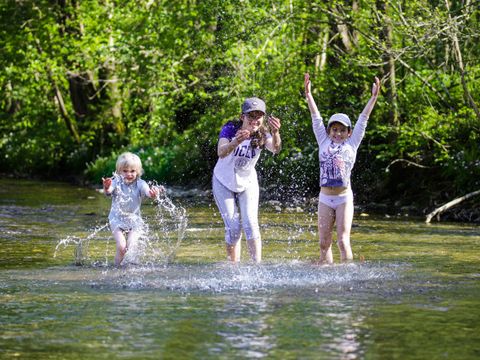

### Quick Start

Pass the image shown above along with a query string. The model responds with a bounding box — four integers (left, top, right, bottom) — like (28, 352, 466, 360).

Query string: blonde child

(304, 73, 380, 264)
(102, 152, 160, 266)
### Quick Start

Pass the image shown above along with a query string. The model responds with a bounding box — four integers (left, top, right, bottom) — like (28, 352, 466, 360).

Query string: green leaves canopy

(1, 0, 479, 203)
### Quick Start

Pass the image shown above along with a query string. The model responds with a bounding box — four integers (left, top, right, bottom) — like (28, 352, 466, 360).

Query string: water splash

(55, 180, 188, 267)
(137, 181, 188, 264)
(67, 261, 402, 294)
(54, 223, 110, 265)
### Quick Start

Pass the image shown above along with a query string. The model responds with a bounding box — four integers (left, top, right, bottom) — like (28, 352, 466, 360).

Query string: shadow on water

(1, 178, 480, 359)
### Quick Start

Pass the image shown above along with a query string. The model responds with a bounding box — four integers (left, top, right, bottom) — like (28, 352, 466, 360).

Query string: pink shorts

(319, 189, 353, 210)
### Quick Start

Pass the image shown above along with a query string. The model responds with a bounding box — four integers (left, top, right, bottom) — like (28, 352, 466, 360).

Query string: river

(1, 178, 479, 359)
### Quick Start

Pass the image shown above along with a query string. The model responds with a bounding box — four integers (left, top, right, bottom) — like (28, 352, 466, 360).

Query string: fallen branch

(385, 158, 429, 173)
(425, 189, 480, 223)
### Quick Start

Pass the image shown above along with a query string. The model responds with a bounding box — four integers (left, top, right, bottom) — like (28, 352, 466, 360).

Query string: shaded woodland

(1, 0, 479, 216)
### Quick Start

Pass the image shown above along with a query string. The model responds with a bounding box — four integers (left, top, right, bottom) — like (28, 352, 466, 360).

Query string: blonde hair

(115, 152, 144, 177)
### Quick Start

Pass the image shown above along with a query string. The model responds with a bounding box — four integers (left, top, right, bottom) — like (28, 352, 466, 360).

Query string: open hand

(372, 76, 381, 98)
(268, 116, 281, 133)
(102, 177, 112, 191)
(149, 185, 165, 198)
(304, 73, 312, 96)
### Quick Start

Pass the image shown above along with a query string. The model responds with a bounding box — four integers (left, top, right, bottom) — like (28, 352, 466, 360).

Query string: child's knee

(336, 237, 350, 250)
(320, 238, 332, 250)
(117, 245, 127, 256)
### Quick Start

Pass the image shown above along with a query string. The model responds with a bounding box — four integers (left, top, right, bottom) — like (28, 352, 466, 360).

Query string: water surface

(1, 179, 479, 359)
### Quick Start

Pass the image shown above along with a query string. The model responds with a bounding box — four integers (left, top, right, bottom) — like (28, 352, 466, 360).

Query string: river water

(1, 178, 479, 359)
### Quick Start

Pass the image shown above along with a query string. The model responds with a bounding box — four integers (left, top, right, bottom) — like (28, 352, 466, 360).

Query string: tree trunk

(53, 81, 81, 143)
(35, 38, 80, 143)
(426, 189, 480, 223)
(105, 1, 125, 135)
(444, 0, 480, 121)
(333, 5, 353, 53)
(376, 0, 399, 126)
(315, 27, 329, 72)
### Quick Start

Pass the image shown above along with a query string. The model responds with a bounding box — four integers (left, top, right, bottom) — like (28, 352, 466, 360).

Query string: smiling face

(115, 152, 143, 183)
(328, 122, 352, 143)
(119, 166, 139, 184)
(241, 110, 265, 133)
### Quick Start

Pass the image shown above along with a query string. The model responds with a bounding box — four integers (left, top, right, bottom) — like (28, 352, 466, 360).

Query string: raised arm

(304, 73, 321, 118)
(360, 76, 381, 117)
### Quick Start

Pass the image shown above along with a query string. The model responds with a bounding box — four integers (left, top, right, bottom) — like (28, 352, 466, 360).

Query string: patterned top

(213, 121, 273, 192)
(311, 113, 368, 188)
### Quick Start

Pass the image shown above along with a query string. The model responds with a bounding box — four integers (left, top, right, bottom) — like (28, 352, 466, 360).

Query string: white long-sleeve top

(311, 113, 368, 188)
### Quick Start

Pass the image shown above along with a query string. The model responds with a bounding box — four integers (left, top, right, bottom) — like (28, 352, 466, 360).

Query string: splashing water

(82, 261, 401, 294)
(55, 177, 188, 267)
(134, 181, 188, 264)
(54, 223, 110, 266)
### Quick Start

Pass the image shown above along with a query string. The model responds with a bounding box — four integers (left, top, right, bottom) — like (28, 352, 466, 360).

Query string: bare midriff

(320, 186, 350, 196)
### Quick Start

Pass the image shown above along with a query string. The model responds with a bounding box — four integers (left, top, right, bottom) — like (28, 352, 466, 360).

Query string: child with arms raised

(304, 73, 380, 264)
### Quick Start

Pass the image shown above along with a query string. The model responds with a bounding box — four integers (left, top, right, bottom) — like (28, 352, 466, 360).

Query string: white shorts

(319, 189, 353, 210)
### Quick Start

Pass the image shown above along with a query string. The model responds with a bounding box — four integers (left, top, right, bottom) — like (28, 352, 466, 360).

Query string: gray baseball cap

(242, 97, 266, 114)
(327, 113, 351, 128)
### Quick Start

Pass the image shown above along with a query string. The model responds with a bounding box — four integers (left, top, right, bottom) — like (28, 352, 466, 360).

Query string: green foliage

(1, 0, 480, 204)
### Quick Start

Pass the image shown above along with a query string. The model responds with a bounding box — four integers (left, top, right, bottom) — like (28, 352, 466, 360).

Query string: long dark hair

(235, 113, 269, 149)
(249, 123, 268, 149)
(227, 114, 269, 149)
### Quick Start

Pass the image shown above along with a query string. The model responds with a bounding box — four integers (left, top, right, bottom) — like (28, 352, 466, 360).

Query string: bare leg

(126, 230, 141, 263)
(113, 229, 127, 266)
(318, 201, 335, 264)
(226, 240, 241, 262)
(247, 238, 261, 263)
(335, 199, 354, 262)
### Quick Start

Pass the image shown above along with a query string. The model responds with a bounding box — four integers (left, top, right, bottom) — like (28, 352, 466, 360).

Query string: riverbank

(1, 174, 478, 224)
(164, 185, 480, 224)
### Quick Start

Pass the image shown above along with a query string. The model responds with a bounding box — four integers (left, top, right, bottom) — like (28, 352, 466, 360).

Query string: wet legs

(317, 199, 354, 264)
(113, 229, 140, 266)
(318, 202, 335, 264)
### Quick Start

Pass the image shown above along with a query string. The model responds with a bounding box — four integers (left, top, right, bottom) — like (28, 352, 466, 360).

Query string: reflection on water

(1, 261, 398, 359)
(1, 179, 480, 359)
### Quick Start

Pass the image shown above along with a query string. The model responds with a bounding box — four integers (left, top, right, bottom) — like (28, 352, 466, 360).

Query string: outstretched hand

(149, 185, 165, 199)
(372, 76, 381, 98)
(268, 116, 281, 134)
(102, 177, 112, 191)
(304, 73, 311, 96)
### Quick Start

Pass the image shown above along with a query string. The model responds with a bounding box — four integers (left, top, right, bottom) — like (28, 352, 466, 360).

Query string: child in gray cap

(305, 73, 381, 265)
